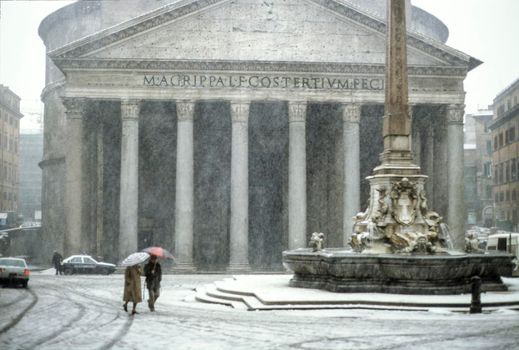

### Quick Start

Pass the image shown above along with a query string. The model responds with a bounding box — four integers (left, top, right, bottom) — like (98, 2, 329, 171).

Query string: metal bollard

(470, 276, 482, 314)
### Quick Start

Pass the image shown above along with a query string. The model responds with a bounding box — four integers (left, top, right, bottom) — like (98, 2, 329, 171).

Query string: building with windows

(464, 109, 494, 227)
(19, 133, 43, 223)
(490, 78, 519, 231)
(0, 85, 23, 219)
(38, 0, 479, 269)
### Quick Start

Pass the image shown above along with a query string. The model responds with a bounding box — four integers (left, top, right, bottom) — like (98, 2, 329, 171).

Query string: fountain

(282, 0, 514, 295)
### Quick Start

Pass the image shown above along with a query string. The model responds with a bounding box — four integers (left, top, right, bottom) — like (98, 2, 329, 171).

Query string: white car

(486, 232, 519, 276)
(62, 255, 116, 275)
(0, 257, 30, 288)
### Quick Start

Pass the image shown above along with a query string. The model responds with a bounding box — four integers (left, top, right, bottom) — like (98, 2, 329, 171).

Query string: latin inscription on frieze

(143, 74, 384, 91)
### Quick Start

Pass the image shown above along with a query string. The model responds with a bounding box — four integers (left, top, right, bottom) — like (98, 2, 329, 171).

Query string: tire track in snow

(65, 286, 135, 350)
(97, 315, 134, 350)
(288, 324, 519, 350)
(41, 279, 135, 350)
(0, 288, 38, 334)
(0, 289, 27, 308)
(22, 284, 88, 349)
(1, 278, 103, 349)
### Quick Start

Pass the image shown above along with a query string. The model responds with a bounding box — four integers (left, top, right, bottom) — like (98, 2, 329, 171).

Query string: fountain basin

(283, 248, 515, 295)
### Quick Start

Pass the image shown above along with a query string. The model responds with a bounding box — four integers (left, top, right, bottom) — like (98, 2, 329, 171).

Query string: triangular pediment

(50, 0, 480, 71)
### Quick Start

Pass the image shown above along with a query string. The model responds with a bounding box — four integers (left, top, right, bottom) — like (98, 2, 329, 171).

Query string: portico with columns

(42, 0, 479, 270)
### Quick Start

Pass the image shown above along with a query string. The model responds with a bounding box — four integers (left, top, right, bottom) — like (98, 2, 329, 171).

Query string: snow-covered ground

(1, 273, 519, 350)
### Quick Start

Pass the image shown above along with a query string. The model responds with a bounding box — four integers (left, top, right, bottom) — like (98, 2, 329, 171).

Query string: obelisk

(351, 0, 441, 254)
(375, 0, 419, 175)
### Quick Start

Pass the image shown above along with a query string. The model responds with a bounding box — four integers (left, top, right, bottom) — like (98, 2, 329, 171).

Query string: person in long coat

(144, 255, 162, 311)
(52, 251, 63, 275)
(123, 265, 142, 315)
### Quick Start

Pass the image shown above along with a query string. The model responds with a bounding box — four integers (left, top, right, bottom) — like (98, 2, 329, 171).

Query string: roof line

(48, 0, 480, 71)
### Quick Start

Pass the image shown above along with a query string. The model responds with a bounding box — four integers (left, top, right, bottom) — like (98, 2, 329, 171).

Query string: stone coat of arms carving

(390, 178, 418, 226)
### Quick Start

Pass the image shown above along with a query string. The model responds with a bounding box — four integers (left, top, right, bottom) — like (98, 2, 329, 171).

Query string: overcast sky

(1, 0, 518, 131)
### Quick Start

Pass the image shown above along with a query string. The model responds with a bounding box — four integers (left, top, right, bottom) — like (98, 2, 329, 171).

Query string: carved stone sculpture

(372, 186, 389, 224)
(352, 177, 446, 254)
(309, 232, 325, 252)
(350, 231, 370, 253)
(390, 178, 418, 226)
(464, 232, 482, 253)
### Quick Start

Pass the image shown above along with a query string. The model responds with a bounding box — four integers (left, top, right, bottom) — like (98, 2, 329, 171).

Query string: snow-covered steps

(194, 284, 248, 310)
(193, 275, 519, 312)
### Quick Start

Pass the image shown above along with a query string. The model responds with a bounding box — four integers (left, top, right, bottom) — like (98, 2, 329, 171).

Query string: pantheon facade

(38, 0, 479, 271)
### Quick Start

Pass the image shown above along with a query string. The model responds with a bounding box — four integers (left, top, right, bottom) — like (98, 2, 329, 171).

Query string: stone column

(228, 101, 251, 271)
(421, 114, 435, 204)
(119, 99, 140, 262)
(433, 111, 448, 218)
(96, 123, 104, 259)
(63, 98, 86, 256)
(288, 101, 307, 250)
(446, 104, 466, 249)
(175, 101, 195, 271)
(342, 103, 361, 246)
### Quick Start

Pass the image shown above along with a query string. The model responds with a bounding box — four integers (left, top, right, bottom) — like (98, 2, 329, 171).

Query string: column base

(226, 263, 251, 274)
(173, 262, 196, 273)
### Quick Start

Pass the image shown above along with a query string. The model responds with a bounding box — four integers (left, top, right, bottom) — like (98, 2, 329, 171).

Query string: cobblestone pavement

(1, 274, 519, 350)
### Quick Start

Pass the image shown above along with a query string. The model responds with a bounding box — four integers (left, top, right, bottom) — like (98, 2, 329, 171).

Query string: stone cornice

(310, 0, 479, 70)
(41, 80, 65, 102)
(52, 58, 468, 77)
(48, 0, 478, 72)
(0, 103, 24, 119)
(39, 156, 65, 169)
(49, 0, 225, 59)
(488, 104, 519, 131)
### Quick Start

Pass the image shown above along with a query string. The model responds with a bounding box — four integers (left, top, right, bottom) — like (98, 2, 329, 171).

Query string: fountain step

(194, 285, 248, 310)
(192, 275, 519, 312)
(196, 285, 432, 311)
(206, 287, 264, 310)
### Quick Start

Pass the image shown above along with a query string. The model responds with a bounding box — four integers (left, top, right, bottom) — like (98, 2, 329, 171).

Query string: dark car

(62, 255, 116, 275)
(0, 257, 30, 287)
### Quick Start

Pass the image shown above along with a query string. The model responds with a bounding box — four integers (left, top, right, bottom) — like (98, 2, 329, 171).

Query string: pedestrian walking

(52, 251, 63, 275)
(123, 265, 142, 315)
(144, 254, 162, 312)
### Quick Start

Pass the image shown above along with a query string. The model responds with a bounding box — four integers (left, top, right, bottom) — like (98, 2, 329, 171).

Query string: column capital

(288, 101, 307, 123)
(62, 97, 87, 120)
(230, 101, 250, 123)
(177, 100, 195, 122)
(342, 103, 361, 123)
(446, 104, 465, 125)
(121, 99, 141, 120)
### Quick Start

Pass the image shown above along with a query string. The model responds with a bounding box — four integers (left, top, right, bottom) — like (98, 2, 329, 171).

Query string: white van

(486, 232, 519, 277)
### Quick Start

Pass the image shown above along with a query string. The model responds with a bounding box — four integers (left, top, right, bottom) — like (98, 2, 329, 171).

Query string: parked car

(486, 232, 519, 277)
(0, 257, 30, 288)
(62, 255, 116, 275)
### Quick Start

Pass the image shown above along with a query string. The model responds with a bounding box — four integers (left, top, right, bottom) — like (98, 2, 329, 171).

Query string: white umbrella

(120, 252, 150, 267)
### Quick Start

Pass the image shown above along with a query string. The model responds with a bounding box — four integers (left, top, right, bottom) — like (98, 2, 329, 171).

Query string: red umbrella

(141, 247, 175, 260)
